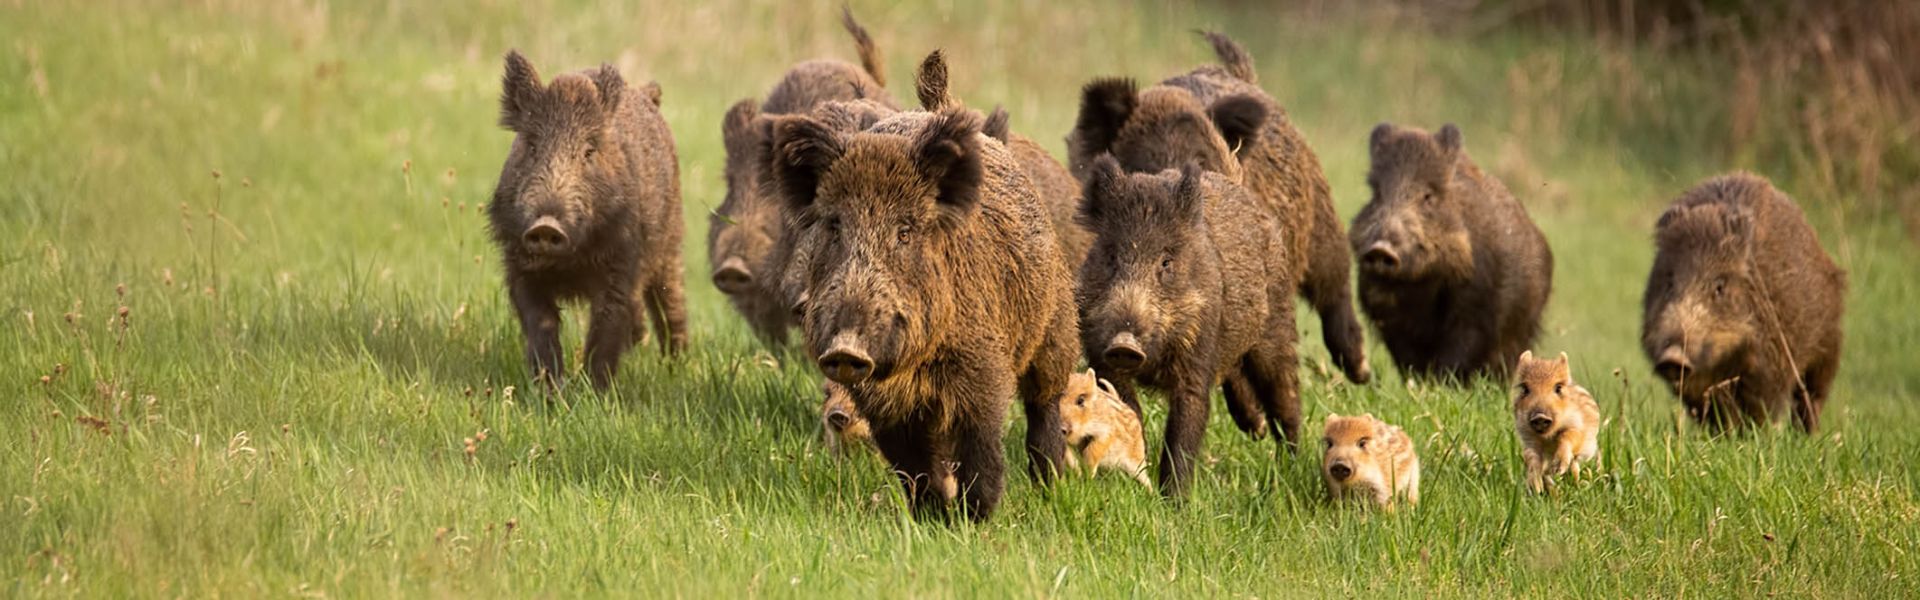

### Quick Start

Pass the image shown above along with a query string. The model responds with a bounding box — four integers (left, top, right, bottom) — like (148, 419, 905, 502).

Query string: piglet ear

(1555, 351, 1570, 366)
(1078, 154, 1126, 226)
(1073, 78, 1138, 158)
(1518, 350, 1534, 365)
(500, 50, 543, 129)
(1207, 94, 1266, 156)
(770, 115, 848, 212)
(589, 64, 627, 113)
(913, 106, 986, 211)
(1097, 378, 1118, 398)
(1436, 124, 1464, 157)
(1324, 413, 1340, 425)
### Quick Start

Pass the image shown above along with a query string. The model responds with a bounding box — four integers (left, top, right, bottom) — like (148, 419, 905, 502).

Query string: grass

(4, 0, 1918, 596)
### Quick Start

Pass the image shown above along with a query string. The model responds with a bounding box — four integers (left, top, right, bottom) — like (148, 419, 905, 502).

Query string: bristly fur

(915, 49, 954, 110)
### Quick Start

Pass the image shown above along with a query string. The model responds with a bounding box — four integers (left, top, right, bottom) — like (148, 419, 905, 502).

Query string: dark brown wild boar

(709, 7, 895, 346)
(1066, 31, 1370, 385)
(489, 51, 686, 389)
(1077, 156, 1301, 498)
(769, 104, 1080, 521)
(1351, 123, 1552, 382)
(914, 50, 1090, 265)
(1642, 172, 1845, 432)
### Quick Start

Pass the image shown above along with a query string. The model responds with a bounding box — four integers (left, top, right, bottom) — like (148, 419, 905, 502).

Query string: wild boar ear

(639, 81, 663, 107)
(1436, 124, 1464, 159)
(721, 99, 761, 154)
(1079, 154, 1127, 225)
(1517, 350, 1534, 368)
(770, 116, 847, 211)
(1368, 123, 1395, 160)
(1722, 209, 1754, 244)
(983, 106, 1012, 144)
(500, 50, 543, 129)
(913, 107, 986, 211)
(1174, 162, 1208, 220)
(1324, 413, 1340, 425)
(589, 64, 627, 113)
(1074, 78, 1138, 156)
(1207, 94, 1266, 156)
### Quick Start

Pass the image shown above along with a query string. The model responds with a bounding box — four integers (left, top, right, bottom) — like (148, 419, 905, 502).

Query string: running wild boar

(1067, 31, 1371, 385)
(1077, 156, 1301, 498)
(769, 104, 1080, 521)
(1351, 123, 1552, 382)
(489, 51, 686, 389)
(1642, 172, 1845, 432)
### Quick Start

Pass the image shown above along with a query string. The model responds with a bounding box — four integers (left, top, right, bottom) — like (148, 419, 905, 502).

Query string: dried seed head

(115, 283, 127, 297)
(39, 375, 51, 385)
(210, 169, 222, 180)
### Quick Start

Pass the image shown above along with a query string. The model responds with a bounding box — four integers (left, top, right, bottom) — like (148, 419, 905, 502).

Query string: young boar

(1511, 351, 1600, 493)
(1077, 156, 1302, 498)
(769, 104, 1080, 521)
(1641, 172, 1846, 432)
(1321, 413, 1420, 511)
(489, 51, 687, 389)
(710, 7, 895, 346)
(821, 381, 874, 456)
(1056, 369, 1152, 488)
(1067, 31, 1371, 385)
(1351, 123, 1552, 382)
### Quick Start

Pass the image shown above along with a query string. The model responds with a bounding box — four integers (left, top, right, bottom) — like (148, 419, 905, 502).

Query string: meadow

(3, 1, 1918, 596)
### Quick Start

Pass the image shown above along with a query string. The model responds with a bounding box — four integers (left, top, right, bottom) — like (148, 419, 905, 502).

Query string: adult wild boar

(489, 51, 686, 389)
(1067, 31, 1370, 385)
(769, 105, 1080, 521)
(1077, 156, 1301, 498)
(710, 7, 895, 346)
(1642, 172, 1845, 432)
(1351, 123, 1552, 382)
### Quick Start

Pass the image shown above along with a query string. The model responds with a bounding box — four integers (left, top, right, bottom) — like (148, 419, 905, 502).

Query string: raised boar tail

(1200, 30, 1257, 84)
(915, 49, 955, 110)
(982, 105, 1010, 143)
(842, 5, 886, 88)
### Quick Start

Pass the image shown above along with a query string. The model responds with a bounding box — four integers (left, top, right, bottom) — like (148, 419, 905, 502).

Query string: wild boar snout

(711, 256, 754, 294)
(1103, 331, 1146, 372)
(521, 216, 570, 255)
(1654, 345, 1692, 383)
(818, 330, 875, 385)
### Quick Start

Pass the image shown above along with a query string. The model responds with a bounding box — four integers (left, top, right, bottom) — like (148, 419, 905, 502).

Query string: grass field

(5, 1, 1919, 596)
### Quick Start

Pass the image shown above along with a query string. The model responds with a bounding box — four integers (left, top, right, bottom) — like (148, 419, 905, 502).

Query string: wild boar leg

(1018, 311, 1077, 484)
(952, 369, 1013, 521)
(644, 264, 689, 355)
(870, 419, 948, 519)
(1156, 368, 1212, 498)
(1302, 234, 1371, 384)
(584, 285, 638, 389)
(511, 283, 564, 387)
(1220, 370, 1269, 440)
(1245, 336, 1303, 450)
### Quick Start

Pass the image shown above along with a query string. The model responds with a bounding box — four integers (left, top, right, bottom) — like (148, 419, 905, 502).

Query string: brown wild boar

(1321, 413, 1420, 511)
(1056, 368, 1152, 488)
(710, 7, 895, 346)
(1511, 351, 1600, 493)
(1067, 31, 1371, 385)
(489, 51, 686, 389)
(914, 50, 1090, 265)
(769, 104, 1080, 521)
(1077, 156, 1301, 497)
(1642, 172, 1846, 432)
(1351, 123, 1552, 382)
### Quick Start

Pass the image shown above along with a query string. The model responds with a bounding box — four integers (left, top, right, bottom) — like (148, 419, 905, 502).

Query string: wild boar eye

(1160, 255, 1174, 271)
(1517, 383, 1529, 396)
(1357, 437, 1370, 450)
(1554, 383, 1565, 396)
(896, 223, 912, 244)
(1076, 394, 1088, 407)
(1713, 278, 1727, 298)
(1322, 438, 1332, 448)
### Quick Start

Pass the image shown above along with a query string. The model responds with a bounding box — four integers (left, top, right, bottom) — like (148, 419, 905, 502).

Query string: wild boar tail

(842, 5, 886, 88)
(1199, 30, 1256, 84)
(983, 105, 1010, 143)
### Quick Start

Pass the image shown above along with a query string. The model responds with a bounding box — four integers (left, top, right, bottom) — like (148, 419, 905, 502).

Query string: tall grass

(2, 0, 1917, 597)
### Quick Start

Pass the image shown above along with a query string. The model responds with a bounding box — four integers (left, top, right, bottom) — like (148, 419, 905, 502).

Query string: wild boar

(1351, 123, 1552, 382)
(1321, 413, 1420, 511)
(768, 104, 1080, 521)
(488, 51, 686, 390)
(1642, 172, 1846, 432)
(821, 381, 874, 456)
(709, 7, 895, 346)
(1077, 156, 1301, 498)
(1056, 369, 1152, 488)
(1066, 31, 1371, 385)
(1511, 350, 1600, 493)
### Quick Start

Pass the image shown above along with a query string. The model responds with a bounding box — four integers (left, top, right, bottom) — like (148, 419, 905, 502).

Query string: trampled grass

(3, 1, 1917, 597)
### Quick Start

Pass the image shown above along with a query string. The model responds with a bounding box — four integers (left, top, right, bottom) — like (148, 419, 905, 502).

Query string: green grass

(5, 1, 1918, 597)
